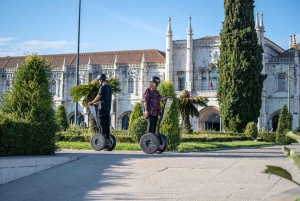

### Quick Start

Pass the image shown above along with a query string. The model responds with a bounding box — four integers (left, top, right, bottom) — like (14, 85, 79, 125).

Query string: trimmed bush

(130, 117, 147, 143)
(0, 116, 56, 156)
(55, 104, 69, 131)
(245, 122, 258, 139)
(258, 132, 276, 142)
(181, 134, 250, 142)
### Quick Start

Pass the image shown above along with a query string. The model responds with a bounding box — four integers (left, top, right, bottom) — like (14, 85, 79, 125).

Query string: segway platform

(140, 98, 172, 154)
(89, 105, 116, 151)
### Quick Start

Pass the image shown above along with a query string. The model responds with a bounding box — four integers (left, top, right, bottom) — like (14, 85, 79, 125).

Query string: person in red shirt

(142, 76, 171, 133)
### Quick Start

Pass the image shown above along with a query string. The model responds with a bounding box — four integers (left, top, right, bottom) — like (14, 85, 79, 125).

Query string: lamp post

(288, 64, 290, 114)
(74, 0, 81, 125)
(287, 63, 297, 114)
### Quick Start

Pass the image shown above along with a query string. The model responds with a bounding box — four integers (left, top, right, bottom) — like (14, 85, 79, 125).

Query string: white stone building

(0, 13, 299, 131)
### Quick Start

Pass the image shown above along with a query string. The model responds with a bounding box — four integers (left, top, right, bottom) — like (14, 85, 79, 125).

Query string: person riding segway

(89, 74, 116, 151)
(140, 76, 172, 154)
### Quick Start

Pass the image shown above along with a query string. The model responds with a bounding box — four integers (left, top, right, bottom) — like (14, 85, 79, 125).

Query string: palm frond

(178, 96, 209, 117)
(70, 77, 122, 107)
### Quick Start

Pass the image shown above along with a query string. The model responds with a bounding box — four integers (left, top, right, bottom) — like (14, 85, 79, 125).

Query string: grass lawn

(56, 141, 276, 152)
(177, 141, 277, 152)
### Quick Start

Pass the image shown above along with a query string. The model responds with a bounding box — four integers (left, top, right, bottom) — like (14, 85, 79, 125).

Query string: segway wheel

(90, 133, 106, 151)
(104, 134, 117, 151)
(140, 133, 160, 154)
(157, 133, 168, 154)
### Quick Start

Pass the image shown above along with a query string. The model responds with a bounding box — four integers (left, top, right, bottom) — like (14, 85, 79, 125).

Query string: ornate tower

(165, 17, 173, 82)
(186, 15, 193, 92)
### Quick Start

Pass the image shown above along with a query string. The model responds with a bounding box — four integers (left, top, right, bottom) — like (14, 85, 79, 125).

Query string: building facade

(0, 13, 299, 131)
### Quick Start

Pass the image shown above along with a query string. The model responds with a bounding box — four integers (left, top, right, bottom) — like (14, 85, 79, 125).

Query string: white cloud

(0, 40, 75, 57)
(0, 37, 17, 45)
(17, 40, 74, 51)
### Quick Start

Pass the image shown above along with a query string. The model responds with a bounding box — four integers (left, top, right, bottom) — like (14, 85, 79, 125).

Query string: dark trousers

(97, 109, 110, 139)
(147, 115, 158, 133)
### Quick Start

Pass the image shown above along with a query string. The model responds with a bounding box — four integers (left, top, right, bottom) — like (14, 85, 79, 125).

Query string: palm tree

(178, 90, 208, 133)
(70, 77, 121, 107)
(70, 77, 121, 130)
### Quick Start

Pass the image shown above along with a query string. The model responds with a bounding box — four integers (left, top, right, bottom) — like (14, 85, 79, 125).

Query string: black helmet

(150, 76, 160, 84)
(97, 74, 106, 81)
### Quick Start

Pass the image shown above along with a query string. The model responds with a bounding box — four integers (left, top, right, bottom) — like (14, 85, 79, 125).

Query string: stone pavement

(1, 144, 300, 201)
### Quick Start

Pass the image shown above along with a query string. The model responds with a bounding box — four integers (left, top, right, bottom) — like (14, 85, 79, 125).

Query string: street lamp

(286, 63, 297, 114)
(74, 0, 81, 125)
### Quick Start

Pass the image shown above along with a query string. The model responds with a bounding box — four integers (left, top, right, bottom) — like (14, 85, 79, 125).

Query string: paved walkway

(1, 144, 300, 201)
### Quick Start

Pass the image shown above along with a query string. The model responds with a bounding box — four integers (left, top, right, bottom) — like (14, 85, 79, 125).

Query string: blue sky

(0, 0, 299, 57)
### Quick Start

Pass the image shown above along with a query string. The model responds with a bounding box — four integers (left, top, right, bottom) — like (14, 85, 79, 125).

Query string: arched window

(128, 78, 134, 93)
(122, 115, 129, 130)
(201, 72, 207, 90)
(6, 80, 10, 91)
(209, 67, 218, 90)
(51, 80, 56, 95)
(178, 73, 185, 91)
(205, 114, 220, 131)
(278, 73, 286, 91)
(70, 114, 84, 125)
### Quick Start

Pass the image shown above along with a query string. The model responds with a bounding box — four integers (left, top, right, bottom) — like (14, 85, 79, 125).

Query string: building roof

(275, 43, 300, 58)
(0, 49, 166, 69)
(199, 35, 220, 40)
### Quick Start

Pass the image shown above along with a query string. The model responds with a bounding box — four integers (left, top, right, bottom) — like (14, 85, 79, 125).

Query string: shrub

(55, 104, 69, 131)
(258, 132, 276, 142)
(130, 117, 147, 143)
(183, 124, 193, 135)
(129, 102, 143, 132)
(245, 122, 258, 139)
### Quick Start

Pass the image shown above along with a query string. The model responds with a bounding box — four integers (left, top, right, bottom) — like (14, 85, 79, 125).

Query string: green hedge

(181, 135, 250, 142)
(55, 129, 287, 144)
(0, 117, 56, 156)
(258, 132, 276, 142)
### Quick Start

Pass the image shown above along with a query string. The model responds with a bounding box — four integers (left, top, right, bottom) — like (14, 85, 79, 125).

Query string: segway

(89, 105, 116, 151)
(139, 98, 173, 154)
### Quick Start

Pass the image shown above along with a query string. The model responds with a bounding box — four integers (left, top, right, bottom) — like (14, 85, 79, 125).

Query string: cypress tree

(158, 81, 181, 150)
(55, 104, 69, 131)
(1, 54, 57, 154)
(129, 102, 143, 132)
(217, 0, 266, 132)
(276, 104, 292, 144)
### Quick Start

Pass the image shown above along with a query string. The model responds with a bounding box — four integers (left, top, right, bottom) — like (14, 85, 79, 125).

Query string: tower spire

(293, 34, 297, 46)
(255, 12, 259, 29)
(165, 17, 173, 82)
(88, 57, 91, 65)
(294, 34, 299, 65)
(166, 17, 172, 35)
(187, 15, 192, 34)
(114, 54, 118, 64)
(260, 12, 264, 28)
(289, 35, 293, 49)
(142, 53, 145, 63)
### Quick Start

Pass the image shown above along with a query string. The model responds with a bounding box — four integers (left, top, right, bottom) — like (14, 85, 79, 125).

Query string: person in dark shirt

(89, 74, 112, 143)
(142, 76, 171, 133)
